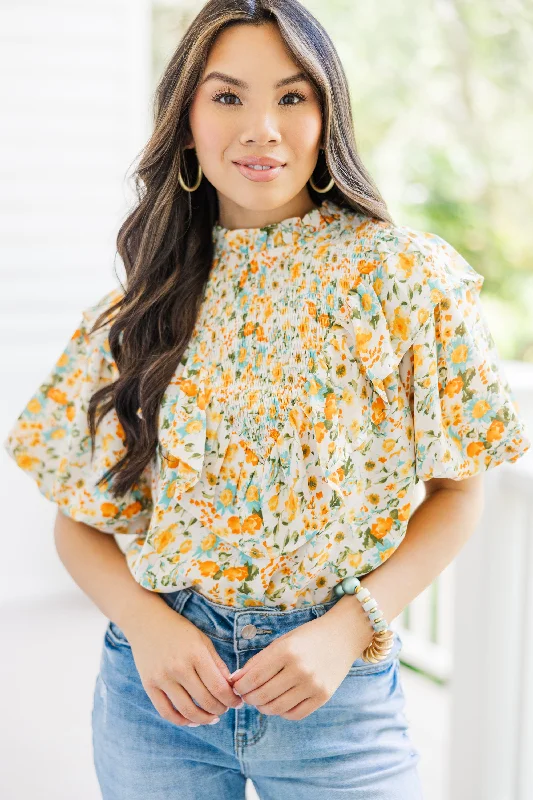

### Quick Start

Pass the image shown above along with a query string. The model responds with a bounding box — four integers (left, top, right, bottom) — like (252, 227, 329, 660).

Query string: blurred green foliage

(153, 0, 533, 361)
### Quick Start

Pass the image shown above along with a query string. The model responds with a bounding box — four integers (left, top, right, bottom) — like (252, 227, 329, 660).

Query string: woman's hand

(229, 607, 374, 720)
(123, 604, 243, 727)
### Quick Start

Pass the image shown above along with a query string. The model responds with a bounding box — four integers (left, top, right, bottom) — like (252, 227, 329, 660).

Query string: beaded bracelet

(333, 576, 395, 663)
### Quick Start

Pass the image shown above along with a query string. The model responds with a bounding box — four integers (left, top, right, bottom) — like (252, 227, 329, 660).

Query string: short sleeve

(3, 288, 154, 534)
(399, 233, 531, 481)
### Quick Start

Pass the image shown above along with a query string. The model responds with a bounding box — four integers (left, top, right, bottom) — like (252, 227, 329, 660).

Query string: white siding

(0, 0, 151, 602)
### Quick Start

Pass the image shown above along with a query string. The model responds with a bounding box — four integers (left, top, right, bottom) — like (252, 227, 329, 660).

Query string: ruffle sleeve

(349, 224, 531, 482)
(3, 288, 154, 534)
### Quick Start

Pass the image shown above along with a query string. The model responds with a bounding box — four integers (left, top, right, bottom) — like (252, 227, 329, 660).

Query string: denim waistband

(159, 587, 343, 651)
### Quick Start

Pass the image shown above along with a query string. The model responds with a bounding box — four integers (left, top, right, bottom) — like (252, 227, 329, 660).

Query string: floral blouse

(4, 198, 531, 609)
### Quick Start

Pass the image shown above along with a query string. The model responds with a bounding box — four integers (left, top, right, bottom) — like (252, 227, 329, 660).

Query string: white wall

(0, 0, 151, 603)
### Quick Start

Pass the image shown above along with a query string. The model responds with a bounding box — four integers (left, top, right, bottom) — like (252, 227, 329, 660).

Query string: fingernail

(187, 723, 200, 727)
(209, 717, 220, 724)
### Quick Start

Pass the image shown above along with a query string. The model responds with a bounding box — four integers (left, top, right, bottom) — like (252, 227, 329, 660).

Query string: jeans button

(241, 624, 257, 639)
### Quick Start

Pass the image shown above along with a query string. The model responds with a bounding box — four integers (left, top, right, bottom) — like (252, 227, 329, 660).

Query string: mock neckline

(212, 198, 342, 252)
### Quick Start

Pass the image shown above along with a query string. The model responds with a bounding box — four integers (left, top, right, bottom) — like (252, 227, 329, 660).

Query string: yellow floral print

(4, 199, 530, 609)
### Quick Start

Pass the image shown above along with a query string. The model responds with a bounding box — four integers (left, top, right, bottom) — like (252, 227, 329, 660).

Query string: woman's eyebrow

(200, 71, 310, 90)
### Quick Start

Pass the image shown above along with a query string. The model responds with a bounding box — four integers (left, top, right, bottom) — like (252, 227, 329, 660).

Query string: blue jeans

(92, 586, 424, 799)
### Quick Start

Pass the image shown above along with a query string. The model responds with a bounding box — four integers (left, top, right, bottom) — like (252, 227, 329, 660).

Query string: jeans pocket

(104, 620, 132, 648)
(347, 630, 402, 675)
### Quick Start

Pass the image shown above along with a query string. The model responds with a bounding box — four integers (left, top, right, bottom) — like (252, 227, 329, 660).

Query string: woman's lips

(233, 162, 285, 182)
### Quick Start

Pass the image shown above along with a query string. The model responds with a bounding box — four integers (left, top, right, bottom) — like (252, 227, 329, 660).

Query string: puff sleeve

(396, 230, 531, 481)
(3, 288, 154, 534)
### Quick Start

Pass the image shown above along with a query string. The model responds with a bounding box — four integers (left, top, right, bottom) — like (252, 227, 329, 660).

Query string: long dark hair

(88, 0, 394, 498)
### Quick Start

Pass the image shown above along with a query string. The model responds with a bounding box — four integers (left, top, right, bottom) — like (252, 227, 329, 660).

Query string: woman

(4, 1, 530, 798)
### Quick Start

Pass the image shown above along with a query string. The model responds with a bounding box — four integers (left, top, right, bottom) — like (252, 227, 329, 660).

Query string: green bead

(333, 583, 345, 597)
(341, 576, 360, 595)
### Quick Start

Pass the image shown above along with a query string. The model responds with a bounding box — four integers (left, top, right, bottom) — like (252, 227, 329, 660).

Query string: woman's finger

(231, 653, 285, 696)
(209, 647, 233, 682)
(183, 666, 235, 717)
(159, 675, 221, 725)
(145, 684, 195, 727)
(240, 667, 294, 707)
(195, 658, 245, 710)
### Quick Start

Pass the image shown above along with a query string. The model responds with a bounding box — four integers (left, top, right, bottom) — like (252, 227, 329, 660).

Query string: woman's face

(187, 21, 323, 230)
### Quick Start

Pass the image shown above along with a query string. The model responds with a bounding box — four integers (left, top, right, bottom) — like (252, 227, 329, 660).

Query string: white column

(0, 0, 152, 603)
(449, 448, 533, 800)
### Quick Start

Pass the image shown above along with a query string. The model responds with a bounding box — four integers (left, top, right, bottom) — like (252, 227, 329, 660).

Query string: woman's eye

(211, 90, 306, 106)
(280, 91, 306, 105)
(212, 91, 241, 106)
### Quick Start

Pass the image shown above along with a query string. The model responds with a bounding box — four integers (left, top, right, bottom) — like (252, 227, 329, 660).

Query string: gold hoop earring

(178, 150, 203, 192)
(309, 173, 334, 193)
(309, 151, 334, 193)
